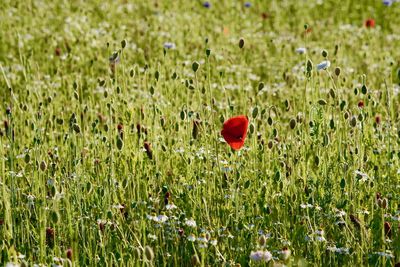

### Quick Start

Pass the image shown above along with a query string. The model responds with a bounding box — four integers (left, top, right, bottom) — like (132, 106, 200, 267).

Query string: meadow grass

(1, 0, 400, 266)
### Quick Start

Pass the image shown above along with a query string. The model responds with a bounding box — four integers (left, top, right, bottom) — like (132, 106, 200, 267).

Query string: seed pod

(267, 140, 273, 149)
(289, 118, 296, 129)
(46, 227, 55, 248)
(40, 161, 47, 171)
(144, 142, 153, 159)
(322, 49, 328, 58)
(50, 210, 59, 223)
(306, 59, 313, 77)
(73, 124, 81, 133)
(258, 235, 266, 246)
(323, 133, 330, 146)
(133, 247, 141, 258)
(258, 82, 264, 91)
(238, 38, 245, 49)
(252, 107, 258, 118)
(334, 67, 341, 76)
(361, 85, 368, 94)
(350, 116, 357, 127)
(191, 254, 200, 266)
(116, 137, 124, 150)
(329, 119, 335, 129)
(24, 153, 30, 163)
(329, 88, 336, 99)
(121, 39, 127, 49)
(192, 61, 200, 72)
(144, 246, 154, 261)
(318, 99, 327, 105)
(192, 119, 201, 139)
(267, 117, 273, 125)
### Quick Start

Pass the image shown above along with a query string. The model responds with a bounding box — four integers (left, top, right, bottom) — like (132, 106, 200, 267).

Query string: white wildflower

(295, 47, 307, 54)
(316, 60, 331, 71)
(250, 250, 272, 262)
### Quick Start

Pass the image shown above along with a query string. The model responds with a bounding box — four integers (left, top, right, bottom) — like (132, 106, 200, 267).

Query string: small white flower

(355, 170, 369, 182)
(315, 229, 325, 236)
(250, 250, 272, 262)
(295, 47, 307, 54)
(300, 203, 313, 209)
(165, 204, 177, 210)
(185, 218, 197, 227)
(336, 210, 347, 217)
(327, 246, 350, 254)
(210, 239, 217, 246)
(374, 251, 394, 258)
(148, 234, 158, 241)
(156, 214, 168, 223)
(187, 234, 196, 242)
(391, 216, 400, 221)
(316, 60, 331, 70)
(197, 236, 208, 243)
(316, 236, 326, 242)
(112, 204, 125, 210)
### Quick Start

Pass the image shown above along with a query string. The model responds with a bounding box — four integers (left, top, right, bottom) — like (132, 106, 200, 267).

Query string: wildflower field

(1, 0, 400, 266)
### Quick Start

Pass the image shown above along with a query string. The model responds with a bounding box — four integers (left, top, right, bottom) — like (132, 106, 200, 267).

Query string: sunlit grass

(1, 0, 400, 266)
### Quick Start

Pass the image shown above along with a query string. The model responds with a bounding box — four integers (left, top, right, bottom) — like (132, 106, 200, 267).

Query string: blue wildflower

(244, 2, 251, 8)
(383, 0, 392, 6)
(163, 42, 176, 49)
(203, 1, 210, 8)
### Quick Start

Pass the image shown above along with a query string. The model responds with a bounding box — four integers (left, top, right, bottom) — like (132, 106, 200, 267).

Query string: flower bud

(239, 38, 245, 49)
(144, 246, 154, 261)
(258, 235, 266, 246)
(334, 67, 341, 76)
(40, 161, 47, 171)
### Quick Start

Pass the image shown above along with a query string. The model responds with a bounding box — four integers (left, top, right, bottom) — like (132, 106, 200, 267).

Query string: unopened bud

(144, 246, 154, 261)
(334, 67, 341, 76)
(40, 161, 47, 171)
(191, 254, 200, 266)
(258, 235, 266, 246)
(239, 38, 245, 49)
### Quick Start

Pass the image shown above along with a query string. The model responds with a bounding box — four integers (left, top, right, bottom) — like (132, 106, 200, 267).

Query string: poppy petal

(221, 115, 249, 150)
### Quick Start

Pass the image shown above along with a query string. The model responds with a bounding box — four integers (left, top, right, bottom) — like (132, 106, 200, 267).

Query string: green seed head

(192, 61, 200, 72)
(40, 160, 47, 171)
(289, 118, 296, 129)
(144, 246, 154, 261)
(334, 67, 341, 76)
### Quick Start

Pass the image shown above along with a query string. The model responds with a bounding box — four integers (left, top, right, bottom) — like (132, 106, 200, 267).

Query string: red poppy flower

(365, 19, 375, 28)
(221, 115, 249, 150)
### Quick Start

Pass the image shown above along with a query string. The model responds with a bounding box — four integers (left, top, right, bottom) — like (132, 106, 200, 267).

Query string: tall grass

(1, 0, 400, 266)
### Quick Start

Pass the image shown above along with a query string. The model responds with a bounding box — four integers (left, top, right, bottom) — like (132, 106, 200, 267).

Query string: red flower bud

(365, 19, 375, 28)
